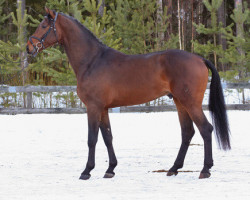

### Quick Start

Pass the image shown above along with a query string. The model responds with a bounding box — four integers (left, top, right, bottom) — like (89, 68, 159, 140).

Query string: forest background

(0, 0, 249, 86)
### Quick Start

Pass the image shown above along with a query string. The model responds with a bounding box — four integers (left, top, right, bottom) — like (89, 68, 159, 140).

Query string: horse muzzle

(26, 39, 43, 57)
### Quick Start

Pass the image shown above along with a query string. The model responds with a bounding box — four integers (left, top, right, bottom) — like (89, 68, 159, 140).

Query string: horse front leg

(100, 109, 118, 178)
(79, 105, 102, 180)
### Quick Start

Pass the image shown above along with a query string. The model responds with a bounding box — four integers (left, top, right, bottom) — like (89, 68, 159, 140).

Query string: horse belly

(108, 72, 170, 107)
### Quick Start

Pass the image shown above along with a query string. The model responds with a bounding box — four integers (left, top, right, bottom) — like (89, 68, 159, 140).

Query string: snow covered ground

(0, 111, 250, 200)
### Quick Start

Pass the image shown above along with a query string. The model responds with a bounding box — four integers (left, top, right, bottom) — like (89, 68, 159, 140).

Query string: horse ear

(45, 7, 56, 19)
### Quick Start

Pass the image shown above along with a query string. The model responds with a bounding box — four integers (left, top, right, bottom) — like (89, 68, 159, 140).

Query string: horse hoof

(199, 172, 211, 179)
(79, 174, 91, 180)
(167, 171, 178, 176)
(103, 172, 115, 178)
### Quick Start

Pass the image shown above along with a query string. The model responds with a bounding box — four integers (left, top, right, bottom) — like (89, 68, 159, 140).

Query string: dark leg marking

(100, 109, 117, 178)
(80, 106, 102, 180)
(167, 99, 195, 176)
(188, 108, 214, 179)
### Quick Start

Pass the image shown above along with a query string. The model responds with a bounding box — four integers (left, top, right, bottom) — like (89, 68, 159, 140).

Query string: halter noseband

(29, 12, 59, 56)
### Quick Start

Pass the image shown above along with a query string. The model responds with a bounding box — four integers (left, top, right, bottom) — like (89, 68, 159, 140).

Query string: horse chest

(76, 81, 107, 106)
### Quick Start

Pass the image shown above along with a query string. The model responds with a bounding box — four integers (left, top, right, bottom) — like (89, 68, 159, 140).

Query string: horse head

(26, 7, 62, 57)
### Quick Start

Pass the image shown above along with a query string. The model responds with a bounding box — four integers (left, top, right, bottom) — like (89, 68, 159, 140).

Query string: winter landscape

(0, 0, 249, 199)
(0, 111, 250, 200)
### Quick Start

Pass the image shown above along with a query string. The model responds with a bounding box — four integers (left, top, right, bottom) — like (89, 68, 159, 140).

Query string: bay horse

(26, 8, 230, 180)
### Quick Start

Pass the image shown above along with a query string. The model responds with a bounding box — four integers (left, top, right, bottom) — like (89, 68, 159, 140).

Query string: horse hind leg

(167, 98, 195, 176)
(186, 106, 214, 179)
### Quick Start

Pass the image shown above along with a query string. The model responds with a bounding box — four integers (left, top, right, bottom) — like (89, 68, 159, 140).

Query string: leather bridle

(29, 12, 59, 56)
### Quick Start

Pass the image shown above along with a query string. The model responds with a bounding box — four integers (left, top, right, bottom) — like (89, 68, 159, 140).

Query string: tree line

(0, 0, 249, 86)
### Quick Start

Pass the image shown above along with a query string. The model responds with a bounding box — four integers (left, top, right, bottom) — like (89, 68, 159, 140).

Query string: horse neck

(58, 15, 104, 76)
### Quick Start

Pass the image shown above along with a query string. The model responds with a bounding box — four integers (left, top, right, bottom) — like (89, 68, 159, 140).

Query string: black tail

(203, 59, 231, 150)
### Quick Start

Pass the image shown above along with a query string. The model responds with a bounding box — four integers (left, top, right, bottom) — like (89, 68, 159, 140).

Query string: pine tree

(12, 1, 29, 86)
(109, 0, 178, 55)
(46, 0, 82, 20)
(0, 0, 29, 85)
(192, 0, 224, 70)
(0, 0, 11, 40)
(0, 0, 12, 83)
(220, 1, 249, 82)
(82, 0, 121, 49)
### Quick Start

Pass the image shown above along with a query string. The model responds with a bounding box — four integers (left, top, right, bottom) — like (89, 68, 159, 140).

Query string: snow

(0, 111, 250, 200)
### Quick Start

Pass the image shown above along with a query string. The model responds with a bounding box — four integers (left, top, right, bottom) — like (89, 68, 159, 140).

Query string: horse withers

(26, 8, 230, 180)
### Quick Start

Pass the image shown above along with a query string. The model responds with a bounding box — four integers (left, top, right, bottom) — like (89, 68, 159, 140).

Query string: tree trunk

(156, 0, 164, 50)
(177, 0, 182, 50)
(213, 33, 217, 70)
(98, 0, 105, 16)
(218, 0, 227, 71)
(191, 0, 194, 52)
(181, 0, 185, 50)
(163, 0, 172, 40)
(198, 0, 202, 24)
(234, 0, 245, 79)
(17, 0, 28, 106)
(67, 0, 70, 13)
(235, 0, 244, 39)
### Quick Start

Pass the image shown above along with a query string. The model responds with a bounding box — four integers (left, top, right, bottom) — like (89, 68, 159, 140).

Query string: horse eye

(42, 24, 47, 29)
